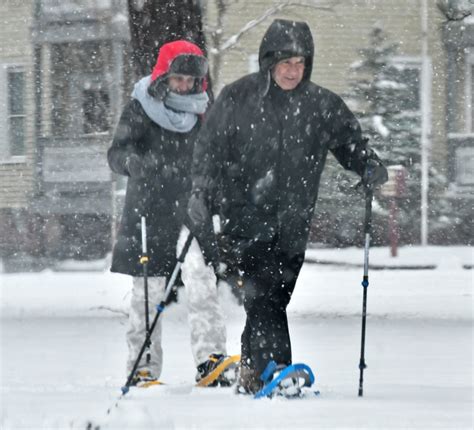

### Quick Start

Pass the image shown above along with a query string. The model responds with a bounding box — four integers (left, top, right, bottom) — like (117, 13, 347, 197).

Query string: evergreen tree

(315, 25, 448, 246)
(313, 26, 398, 246)
(349, 27, 419, 168)
(348, 25, 424, 244)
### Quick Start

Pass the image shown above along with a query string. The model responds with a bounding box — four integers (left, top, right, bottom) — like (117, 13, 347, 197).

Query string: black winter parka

(108, 99, 198, 276)
(192, 19, 379, 259)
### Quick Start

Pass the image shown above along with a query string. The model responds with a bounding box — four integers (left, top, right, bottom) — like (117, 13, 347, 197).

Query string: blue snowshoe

(254, 361, 316, 399)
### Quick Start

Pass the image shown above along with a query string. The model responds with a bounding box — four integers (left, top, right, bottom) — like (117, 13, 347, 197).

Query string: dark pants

(238, 239, 305, 376)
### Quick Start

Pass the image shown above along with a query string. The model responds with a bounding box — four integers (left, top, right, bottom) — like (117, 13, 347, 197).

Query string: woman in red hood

(108, 40, 233, 387)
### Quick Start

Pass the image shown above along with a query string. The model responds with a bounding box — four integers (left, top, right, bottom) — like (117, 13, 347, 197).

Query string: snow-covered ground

(1, 246, 472, 429)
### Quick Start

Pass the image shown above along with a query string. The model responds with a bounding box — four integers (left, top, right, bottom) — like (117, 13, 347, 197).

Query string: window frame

(0, 62, 27, 163)
(81, 86, 111, 135)
(465, 49, 474, 133)
(389, 55, 423, 113)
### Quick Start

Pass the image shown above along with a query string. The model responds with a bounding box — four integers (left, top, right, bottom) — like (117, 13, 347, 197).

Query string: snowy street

(1, 1, 473, 429)
(1, 246, 472, 429)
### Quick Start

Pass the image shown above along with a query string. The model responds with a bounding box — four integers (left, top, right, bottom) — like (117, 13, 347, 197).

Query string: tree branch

(436, 0, 473, 21)
(90, 306, 129, 317)
(218, 0, 340, 52)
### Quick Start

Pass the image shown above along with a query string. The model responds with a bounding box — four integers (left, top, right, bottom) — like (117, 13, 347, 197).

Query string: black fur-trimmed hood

(257, 19, 315, 95)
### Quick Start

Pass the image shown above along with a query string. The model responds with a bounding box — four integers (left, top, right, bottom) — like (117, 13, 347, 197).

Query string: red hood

(151, 40, 206, 81)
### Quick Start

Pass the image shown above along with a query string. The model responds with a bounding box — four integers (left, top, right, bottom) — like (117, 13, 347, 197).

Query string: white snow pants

(126, 226, 227, 379)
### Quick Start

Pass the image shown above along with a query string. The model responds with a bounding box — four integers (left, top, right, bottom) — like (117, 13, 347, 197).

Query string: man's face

(168, 74, 196, 94)
(271, 56, 305, 91)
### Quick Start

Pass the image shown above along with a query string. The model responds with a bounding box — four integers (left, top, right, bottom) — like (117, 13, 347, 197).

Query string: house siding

(206, 0, 447, 172)
(0, 1, 35, 208)
(0, 0, 456, 210)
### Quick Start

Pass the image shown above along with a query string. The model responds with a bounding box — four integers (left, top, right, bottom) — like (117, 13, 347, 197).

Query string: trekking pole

(140, 216, 151, 364)
(121, 230, 194, 395)
(84, 231, 195, 428)
(358, 188, 373, 397)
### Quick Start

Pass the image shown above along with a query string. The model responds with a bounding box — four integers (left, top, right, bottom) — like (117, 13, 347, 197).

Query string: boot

(195, 354, 238, 387)
(130, 369, 160, 387)
(236, 364, 263, 394)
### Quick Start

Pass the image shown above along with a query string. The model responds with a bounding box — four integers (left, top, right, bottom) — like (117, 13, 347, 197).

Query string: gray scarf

(131, 75, 209, 133)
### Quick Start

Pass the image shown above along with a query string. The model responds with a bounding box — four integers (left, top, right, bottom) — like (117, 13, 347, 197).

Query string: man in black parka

(108, 40, 231, 387)
(187, 19, 388, 394)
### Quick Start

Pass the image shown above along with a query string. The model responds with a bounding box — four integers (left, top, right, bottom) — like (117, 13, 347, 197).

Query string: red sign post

(381, 166, 407, 257)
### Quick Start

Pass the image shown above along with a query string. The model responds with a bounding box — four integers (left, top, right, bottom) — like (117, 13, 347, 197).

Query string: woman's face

(168, 74, 196, 94)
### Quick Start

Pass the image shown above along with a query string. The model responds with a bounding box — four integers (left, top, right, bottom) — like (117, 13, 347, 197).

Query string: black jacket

(108, 99, 198, 276)
(192, 19, 379, 259)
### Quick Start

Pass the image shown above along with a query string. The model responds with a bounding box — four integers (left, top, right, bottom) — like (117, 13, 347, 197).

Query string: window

(50, 42, 111, 136)
(8, 69, 26, 156)
(455, 145, 474, 185)
(470, 65, 474, 132)
(82, 89, 110, 134)
(466, 50, 474, 132)
(390, 57, 422, 112)
(0, 64, 26, 161)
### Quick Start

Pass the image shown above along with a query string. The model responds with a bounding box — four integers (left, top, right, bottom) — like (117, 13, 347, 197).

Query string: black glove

(125, 153, 158, 179)
(187, 190, 211, 227)
(362, 158, 388, 189)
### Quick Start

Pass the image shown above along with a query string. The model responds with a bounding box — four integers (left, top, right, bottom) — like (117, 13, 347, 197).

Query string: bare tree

(436, 0, 473, 21)
(205, 0, 340, 87)
(127, 0, 207, 79)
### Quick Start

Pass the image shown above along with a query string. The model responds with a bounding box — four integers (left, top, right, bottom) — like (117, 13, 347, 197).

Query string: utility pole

(420, 0, 432, 245)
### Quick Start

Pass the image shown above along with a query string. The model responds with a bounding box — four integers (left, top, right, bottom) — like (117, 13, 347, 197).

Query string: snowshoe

(195, 354, 240, 387)
(254, 361, 316, 399)
(130, 369, 164, 388)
